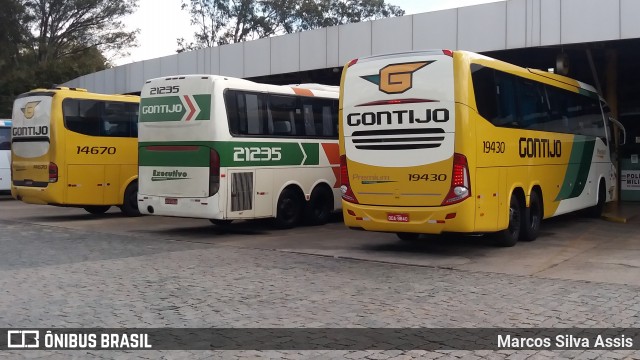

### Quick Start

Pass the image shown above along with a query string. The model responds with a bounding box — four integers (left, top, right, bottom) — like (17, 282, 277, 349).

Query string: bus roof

(16, 88, 139, 102)
(145, 74, 339, 98)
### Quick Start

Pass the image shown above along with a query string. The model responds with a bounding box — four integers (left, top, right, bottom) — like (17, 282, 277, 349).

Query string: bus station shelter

(62, 0, 640, 202)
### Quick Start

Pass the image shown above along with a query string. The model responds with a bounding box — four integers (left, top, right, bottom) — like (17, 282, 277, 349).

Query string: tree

(24, 0, 139, 64)
(178, 0, 404, 52)
(0, 0, 139, 117)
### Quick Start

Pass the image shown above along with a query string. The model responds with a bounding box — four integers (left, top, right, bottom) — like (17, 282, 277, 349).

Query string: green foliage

(178, 0, 404, 52)
(0, 0, 139, 117)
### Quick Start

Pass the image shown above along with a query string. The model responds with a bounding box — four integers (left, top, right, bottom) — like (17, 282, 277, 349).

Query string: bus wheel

(274, 188, 303, 229)
(586, 180, 606, 218)
(304, 186, 334, 225)
(495, 194, 521, 247)
(119, 182, 140, 217)
(521, 190, 542, 242)
(84, 205, 111, 215)
(397, 232, 420, 242)
(209, 219, 233, 226)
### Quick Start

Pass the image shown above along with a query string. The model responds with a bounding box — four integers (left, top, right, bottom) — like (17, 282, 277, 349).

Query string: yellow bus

(11, 87, 141, 215)
(339, 50, 623, 246)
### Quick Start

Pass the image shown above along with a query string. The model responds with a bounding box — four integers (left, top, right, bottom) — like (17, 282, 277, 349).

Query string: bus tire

(209, 219, 233, 226)
(586, 180, 606, 218)
(119, 181, 140, 217)
(304, 185, 334, 225)
(274, 188, 303, 229)
(521, 190, 542, 242)
(84, 205, 111, 215)
(397, 232, 420, 242)
(494, 194, 521, 247)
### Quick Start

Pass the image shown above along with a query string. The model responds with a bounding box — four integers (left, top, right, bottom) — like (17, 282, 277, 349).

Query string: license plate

(165, 198, 178, 205)
(387, 213, 409, 222)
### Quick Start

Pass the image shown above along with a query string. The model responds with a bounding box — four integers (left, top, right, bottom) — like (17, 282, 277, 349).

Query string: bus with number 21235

(11, 87, 141, 215)
(138, 75, 341, 228)
(339, 50, 624, 246)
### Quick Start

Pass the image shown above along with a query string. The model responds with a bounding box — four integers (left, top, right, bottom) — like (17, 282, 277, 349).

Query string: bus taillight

(49, 162, 58, 183)
(209, 149, 220, 196)
(340, 155, 359, 204)
(442, 153, 470, 205)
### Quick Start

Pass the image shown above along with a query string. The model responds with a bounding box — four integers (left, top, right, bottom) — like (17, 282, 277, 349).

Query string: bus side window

(303, 104, 315, 136)
(517, 79, 549, 129)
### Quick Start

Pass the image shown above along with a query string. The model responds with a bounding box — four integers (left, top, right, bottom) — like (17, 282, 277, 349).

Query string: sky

(115, 0, 504, 66)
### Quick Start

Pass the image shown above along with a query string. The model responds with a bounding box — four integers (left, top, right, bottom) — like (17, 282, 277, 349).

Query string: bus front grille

(350, 128, 445, 150)
(231, 172, 253, 212)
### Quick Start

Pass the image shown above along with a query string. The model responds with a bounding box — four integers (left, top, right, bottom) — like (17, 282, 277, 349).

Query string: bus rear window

(63, 99, 139, 138)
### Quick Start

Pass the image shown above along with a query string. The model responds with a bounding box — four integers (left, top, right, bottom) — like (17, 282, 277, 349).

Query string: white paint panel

(220, 43, 244, 77)
(178, 50, 198, 74)
(65, 79, 79, 89)
(143, 58, 162, 83)
(372, 15, 412, 55)
(506, 0, 526, 49)
(526, 0, 541, 47)
(86, 74, 97, 93)
(160, 55, 179, 76)
(561, 0, 620, 44)
(128, 61, 144, 92)
(621, 0, 640, 38)
(271, 33, 300, 74)
(540, 0, 561, 46)
(458, 2, 507, 52)
(103, 68, 116, 94)
(195, 48, 208, 74)
(209, 47, 220, 75)
(245, 37, 271, 78)
(300, 28, 326, 71)
(338, 21, 371, 65)
(326, 26, 340, 68)
(94, 71, 106, 93)
(412, 9, 457, 51)
(114, 66, 127, 93)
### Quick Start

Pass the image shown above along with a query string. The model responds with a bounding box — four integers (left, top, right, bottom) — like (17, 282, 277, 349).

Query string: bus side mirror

(609, 116, 626, 146)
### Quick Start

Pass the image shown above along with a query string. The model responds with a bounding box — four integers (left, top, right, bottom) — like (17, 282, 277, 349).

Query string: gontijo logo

(361, 61, 434, 94)
(139, 94, 211, 122)
(21, 101, 41, 119)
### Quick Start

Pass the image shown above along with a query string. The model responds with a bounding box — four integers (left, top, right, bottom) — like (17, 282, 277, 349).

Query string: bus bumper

(12, 185, 60, 205)
(138, 194, 224, 219)
(342, 199, 476, 234)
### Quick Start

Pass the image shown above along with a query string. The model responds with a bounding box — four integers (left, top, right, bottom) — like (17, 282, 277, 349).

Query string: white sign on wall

(621, 170, 640, 191)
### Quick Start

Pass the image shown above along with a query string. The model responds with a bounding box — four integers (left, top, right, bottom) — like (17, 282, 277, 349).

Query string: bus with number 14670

(11, 87, 141, 215)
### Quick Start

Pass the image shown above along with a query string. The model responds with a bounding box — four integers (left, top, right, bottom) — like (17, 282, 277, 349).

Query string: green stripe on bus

(139, 95, 212, 122)
(568, 139, 595, 198)
(301, 143, 319, 165)
(138, 141, 323, 167)
(555, 136, 595, 201)
(193, 95, 211, 120)
(578, 88, 599, 99)
(139, 146, 210, 167)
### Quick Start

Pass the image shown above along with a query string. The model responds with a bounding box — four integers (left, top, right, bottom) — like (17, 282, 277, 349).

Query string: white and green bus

(138, 75, 341, 228)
